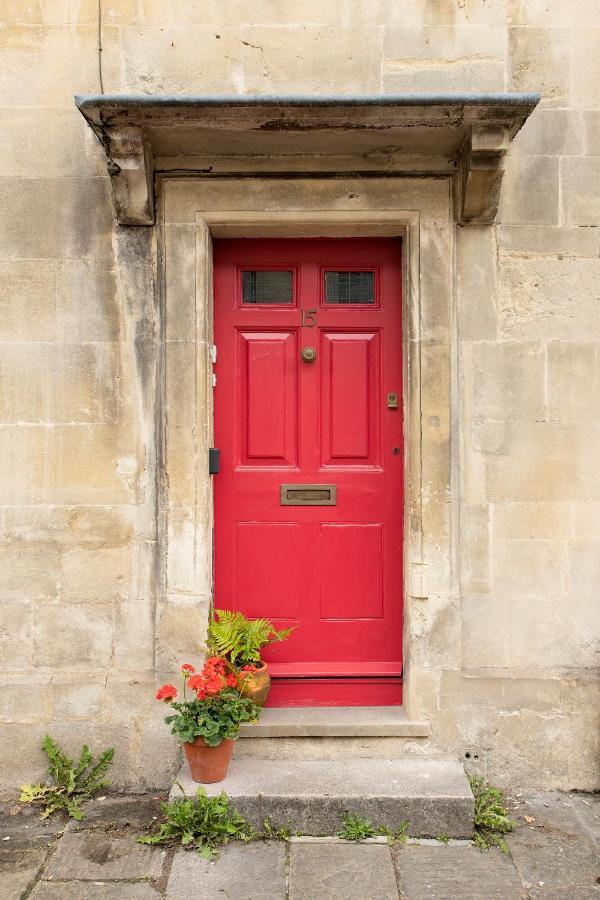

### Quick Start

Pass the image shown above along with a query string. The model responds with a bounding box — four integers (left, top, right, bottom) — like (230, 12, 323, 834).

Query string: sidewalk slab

(30, 884, 161, 899)
(289, 841, 398, 900)
(166, 842, 286, 900)
(0, 848, 46, 900)
(507, 792, 600, 897)
(172, 756, 474, 838)
(395, 843, 523, 900)
(43, 832, 164, 881)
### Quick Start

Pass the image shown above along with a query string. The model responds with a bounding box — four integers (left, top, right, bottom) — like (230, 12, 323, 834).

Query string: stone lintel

(75, 94, 539, 227)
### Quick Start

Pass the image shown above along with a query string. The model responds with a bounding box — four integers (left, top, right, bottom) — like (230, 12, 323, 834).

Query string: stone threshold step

(172, 756, 474, 838)
(239, 706, 431, 738)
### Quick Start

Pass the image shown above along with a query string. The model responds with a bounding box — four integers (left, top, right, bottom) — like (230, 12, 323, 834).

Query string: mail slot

(280, 484, 337, 506)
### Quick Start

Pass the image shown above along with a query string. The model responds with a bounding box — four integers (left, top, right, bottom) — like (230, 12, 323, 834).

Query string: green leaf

(19, 784, 48, 804)
(73, 745, 93, 782)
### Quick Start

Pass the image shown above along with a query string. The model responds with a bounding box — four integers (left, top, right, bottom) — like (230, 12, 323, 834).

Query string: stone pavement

(1, 792, 598, 899)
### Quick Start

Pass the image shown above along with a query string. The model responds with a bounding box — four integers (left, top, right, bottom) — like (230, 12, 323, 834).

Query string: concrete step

(172, 756, 474, 838)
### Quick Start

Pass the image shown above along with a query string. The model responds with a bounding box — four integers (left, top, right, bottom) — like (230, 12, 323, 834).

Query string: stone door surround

(160, 175, 453, 729)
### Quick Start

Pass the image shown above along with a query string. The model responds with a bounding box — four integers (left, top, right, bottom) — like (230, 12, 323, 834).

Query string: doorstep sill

(239, 706, 431, 738)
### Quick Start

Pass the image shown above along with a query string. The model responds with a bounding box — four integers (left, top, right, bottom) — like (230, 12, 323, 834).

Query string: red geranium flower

(205, 675, 224, 695)
(226, 674, 237, 688)
(156, 684, 177, 702)
(181, 663, 195, 675)
(187, 674, 204, 691)
(205, 660, 225, 677)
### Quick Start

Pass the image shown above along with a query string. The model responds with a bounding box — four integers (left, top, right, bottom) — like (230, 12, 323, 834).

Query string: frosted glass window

(325, 271, 375, 304)
(242, 270, 293, 304)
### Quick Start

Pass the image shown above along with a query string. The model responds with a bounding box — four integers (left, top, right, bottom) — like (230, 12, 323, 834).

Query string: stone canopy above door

(75, 93, 539, 228)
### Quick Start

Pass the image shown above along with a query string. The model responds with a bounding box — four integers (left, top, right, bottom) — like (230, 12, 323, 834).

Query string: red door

(213, 239, 403, 706)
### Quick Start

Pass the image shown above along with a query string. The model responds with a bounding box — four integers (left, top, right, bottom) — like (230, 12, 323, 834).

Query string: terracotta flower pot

(183, 736, 234, 784)
(239, 661, 271, 707)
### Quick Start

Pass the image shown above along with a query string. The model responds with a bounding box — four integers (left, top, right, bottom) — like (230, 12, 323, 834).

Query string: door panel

(321, 331, 380, 466)
(239, 331, 298, 466)
(319, 523, 383, 620)
(235, 523, 301, 620)
(214, 238, 403, 706)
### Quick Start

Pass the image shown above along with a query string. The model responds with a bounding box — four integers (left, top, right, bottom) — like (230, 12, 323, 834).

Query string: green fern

(207, 609, 294, 667)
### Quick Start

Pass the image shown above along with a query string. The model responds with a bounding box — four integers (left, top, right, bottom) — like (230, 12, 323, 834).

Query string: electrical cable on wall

(98, 0, 104, 94)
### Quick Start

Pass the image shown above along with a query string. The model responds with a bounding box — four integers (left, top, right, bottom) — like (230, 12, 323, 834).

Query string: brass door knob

(302, 347, 317, 362)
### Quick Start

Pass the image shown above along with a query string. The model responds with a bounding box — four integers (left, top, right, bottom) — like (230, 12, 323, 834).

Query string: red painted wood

(213, 239, 403, 706)
(266, 678, 403, 708)
(268, 662, 402, 677)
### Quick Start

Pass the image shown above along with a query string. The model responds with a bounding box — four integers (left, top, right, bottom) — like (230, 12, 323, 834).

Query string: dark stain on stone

(115, 228, 158, 378)
(81, 834, 120, 865)
(257, 119, 395, 132)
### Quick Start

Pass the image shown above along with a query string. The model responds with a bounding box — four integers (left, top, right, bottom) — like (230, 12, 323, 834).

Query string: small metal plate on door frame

(280, 484, 337, 506)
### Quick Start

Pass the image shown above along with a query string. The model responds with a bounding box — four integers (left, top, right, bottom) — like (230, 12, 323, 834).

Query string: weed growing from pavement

(260, 817, 292, 840)
(19, 735, 114, 821)
(139, 787, 296, 857)
(469, 776, 516, 853)
(338, 813, 409, 844)
(139, 785, 254, 858)
(436, 832, 450, 843)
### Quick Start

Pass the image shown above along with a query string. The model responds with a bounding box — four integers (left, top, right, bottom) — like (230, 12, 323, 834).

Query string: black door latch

(209, 448, 220, 474)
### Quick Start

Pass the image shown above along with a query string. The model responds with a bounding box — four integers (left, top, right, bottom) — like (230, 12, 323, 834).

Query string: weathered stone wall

(0, 1, 598, 792)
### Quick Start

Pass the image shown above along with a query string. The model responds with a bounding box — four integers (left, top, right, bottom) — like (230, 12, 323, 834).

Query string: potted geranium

(207, 610, 294, 707)
(155, 657, 259, 784)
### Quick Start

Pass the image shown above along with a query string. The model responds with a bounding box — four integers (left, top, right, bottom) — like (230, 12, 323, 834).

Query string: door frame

(159, 178, 457, 725)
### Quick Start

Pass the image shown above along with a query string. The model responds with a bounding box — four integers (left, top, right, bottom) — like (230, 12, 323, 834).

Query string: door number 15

(301, 309, 318, 327)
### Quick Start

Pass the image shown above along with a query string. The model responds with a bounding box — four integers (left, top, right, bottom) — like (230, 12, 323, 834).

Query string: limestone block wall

(0, 1, 598, 792)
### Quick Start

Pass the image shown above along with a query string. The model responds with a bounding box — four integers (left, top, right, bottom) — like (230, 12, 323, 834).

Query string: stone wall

(0, 1, 598, 792)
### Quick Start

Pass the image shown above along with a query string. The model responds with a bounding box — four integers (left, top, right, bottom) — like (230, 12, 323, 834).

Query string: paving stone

(44, 831, 164, 881)
(65, 795, 166, 831)
(30, 883, 161, 899)
(0, 803, 65, 848)
(289, 842, 398, 900)
(511, 791, 600, 846)
(166, 842, 286, 899)
(526, 888, 600, 900)
(395, 843, 522, 900)
(0, 848, 47, 900)
(507, 824, 598, 891)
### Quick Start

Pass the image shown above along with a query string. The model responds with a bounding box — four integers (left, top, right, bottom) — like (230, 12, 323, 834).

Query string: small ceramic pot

(183, 736, 234, 783)
(239, 661, 271, 707)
